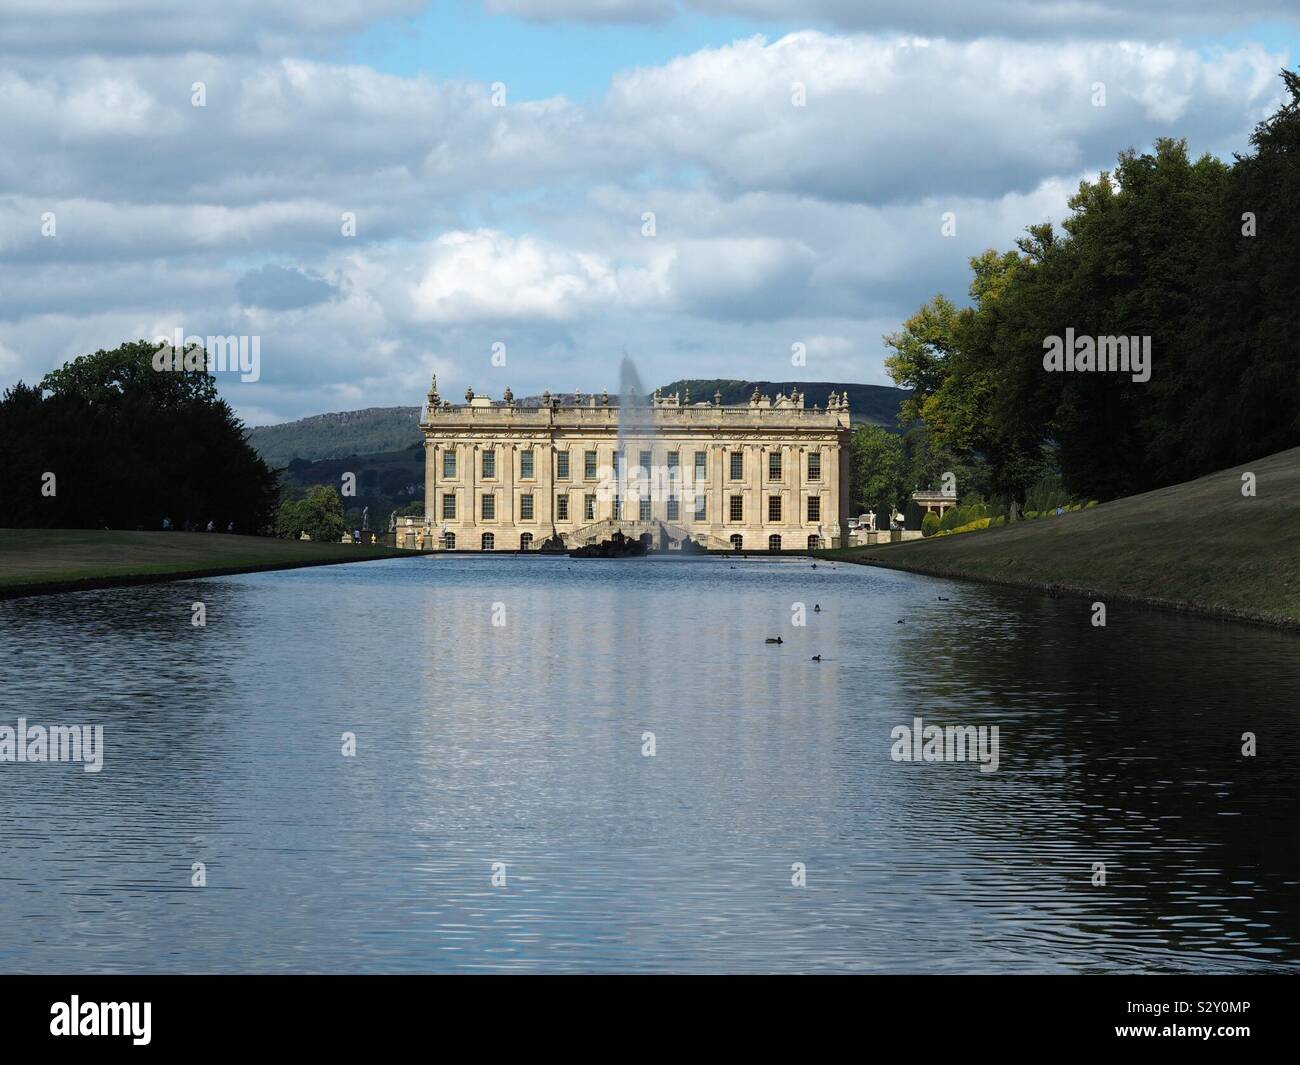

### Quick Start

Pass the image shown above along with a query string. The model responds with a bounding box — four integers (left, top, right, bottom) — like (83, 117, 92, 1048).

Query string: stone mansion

(397, 377, 852, 551)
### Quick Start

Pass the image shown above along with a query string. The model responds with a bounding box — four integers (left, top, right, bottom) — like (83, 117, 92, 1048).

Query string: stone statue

(361, 506, 369, 531)
(388, 510, 396, 533)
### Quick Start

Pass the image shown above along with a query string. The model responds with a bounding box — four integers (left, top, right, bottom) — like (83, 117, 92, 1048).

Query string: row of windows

(441, 492, 822, 523)
(445, 493, 600, 522)
(443, 531, 821, 551)
(440, 448, 824, 482)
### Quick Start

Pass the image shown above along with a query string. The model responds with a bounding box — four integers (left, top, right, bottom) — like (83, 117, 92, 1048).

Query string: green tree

(1030, 140, 1231, 498)
(1178, 68, 1300, 478)
(900, 426, 977, 497)
(273, 499, 308, 539)
(0, 340, 277, 530)
(849, 424, 906, 513)
(886, 254, 1044, 512)
(41, 339, 218, 408)
(275, 486, 347, 542)
(882, 70, 1300, 507)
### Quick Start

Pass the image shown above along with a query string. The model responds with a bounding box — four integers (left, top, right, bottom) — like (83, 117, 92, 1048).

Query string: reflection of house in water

(397, 377, 852, 552)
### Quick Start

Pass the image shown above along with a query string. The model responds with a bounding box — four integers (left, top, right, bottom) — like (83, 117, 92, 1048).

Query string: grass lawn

(820, 446, 1300, 628)
(0, 529, 412, 597)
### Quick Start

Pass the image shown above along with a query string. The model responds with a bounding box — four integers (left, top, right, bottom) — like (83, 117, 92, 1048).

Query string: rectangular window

(612, 495, 622, 520)
(584, 494, 596, 521)
(769, 495, 781, 521)
(520, 450, 534, 479)
(807, 496, 821, 522)
(482, 493, 495, 520)
(639, 450, 652, 476)
(808, 452, 821, 481)
(639, 497, 651, 521)
(768, 452, 782, 480)
(667, 452, 679, 473)
(443, 450, 456, 478)
(557, 452, 570, 480)
(556, 495, 569, 521)
(482, 449, 496, 478)
(520, 493, 534, 520)
(729, 495, 743, 522)
(729, 451, 744, 480)
(667, 496, 679, 521)
(584, 450, 597, 479)
(442, 493, 456, 520)
(694, 495, 706, 521)
(694, 450, 707, 481)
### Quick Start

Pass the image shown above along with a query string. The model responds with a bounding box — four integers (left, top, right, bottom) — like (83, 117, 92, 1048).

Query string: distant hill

(247, 407, 421, 467)
(276, 445, 427, 532)
(247, 380, 911, 466)
(656, 380, 910, 429)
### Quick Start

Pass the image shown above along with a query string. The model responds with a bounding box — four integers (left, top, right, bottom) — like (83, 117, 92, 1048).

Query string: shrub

(1025, 473, 1073, 514)
(274, 485, 347, 541)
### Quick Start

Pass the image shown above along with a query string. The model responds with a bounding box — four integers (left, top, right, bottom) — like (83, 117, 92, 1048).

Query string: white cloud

(606, 33, 1286, 202)
(0, 23, 1290, 422)
(405, 230, 635, 323)
(489, 0, 1300, 37)
(0, 0, 427, 55)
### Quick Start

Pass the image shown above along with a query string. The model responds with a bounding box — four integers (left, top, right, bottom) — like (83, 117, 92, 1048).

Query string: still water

(1, 555, 1297, 973)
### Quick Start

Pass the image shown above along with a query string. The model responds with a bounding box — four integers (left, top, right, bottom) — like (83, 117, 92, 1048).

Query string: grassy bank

(821, 446, 1300, 629)
(0, 529, 412, 598)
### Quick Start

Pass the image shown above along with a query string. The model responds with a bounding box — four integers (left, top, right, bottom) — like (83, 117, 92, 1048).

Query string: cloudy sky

(0, 1, 1295, 425)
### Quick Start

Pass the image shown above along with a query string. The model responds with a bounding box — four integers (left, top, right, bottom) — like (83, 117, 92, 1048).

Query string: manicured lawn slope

(0, 530, 408, 597)
(823, 446, 1300, 627)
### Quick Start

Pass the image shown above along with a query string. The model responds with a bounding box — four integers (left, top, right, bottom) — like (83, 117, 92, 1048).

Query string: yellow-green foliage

(934, 516, 992, 537)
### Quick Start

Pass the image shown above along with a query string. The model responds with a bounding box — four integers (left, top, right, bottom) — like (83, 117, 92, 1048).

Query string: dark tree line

(887, 69, 1300, 508)
(0, 341, 278, 531)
